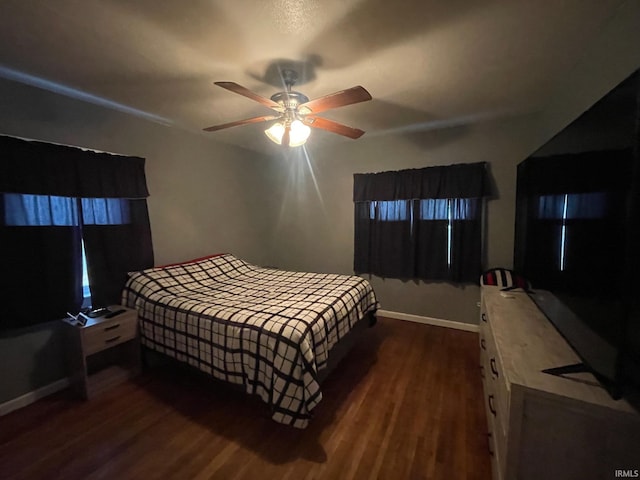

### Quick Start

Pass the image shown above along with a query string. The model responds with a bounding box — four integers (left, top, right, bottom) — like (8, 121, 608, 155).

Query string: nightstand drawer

(82, 313, 138, 355)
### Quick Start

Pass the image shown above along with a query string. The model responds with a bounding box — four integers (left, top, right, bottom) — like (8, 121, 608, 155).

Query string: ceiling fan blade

(214, 82, 283, 111)
(203, 114, 280, 132)
(299, 86, 372, 115)
(303, 116, 366, 139)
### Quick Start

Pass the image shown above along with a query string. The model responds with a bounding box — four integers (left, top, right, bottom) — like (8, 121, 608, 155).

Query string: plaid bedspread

(122, 253, 378, 428)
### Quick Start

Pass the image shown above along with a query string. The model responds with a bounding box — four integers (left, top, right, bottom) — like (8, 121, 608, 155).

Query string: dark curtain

(353, 162, 488, 201)
(0, 225, 83, 329)
(414, 199, 448, 280)
(1, 135, 153, 330)
(354, 162, 489, 282)
(448, 198, 482, 282)
(514, 150, 632, 296)
(355, 200, 414, 278)
(83, 199, 154, 307)
(0, 135, 149, 198)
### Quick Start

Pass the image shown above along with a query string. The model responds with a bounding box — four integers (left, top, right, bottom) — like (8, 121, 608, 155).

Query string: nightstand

(64, 305, 141, 399)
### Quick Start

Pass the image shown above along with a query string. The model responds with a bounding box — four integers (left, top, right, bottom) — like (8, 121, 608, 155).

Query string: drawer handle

(105, 335, 121, 344)
(480, 338, 486, 350)
(481, 313, 487, 323)
(104, 324, 120, 331)
(488, 395, 496, 416)
(487, 432, 494, 456)
(490, 358, 499, 378)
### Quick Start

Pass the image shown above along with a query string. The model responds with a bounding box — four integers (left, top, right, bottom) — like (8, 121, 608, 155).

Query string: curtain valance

(353, 162, 489, 202)
(0, 135, 149, 198)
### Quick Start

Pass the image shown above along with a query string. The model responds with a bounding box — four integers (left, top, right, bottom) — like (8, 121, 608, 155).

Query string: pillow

(480, 268, 531, 291)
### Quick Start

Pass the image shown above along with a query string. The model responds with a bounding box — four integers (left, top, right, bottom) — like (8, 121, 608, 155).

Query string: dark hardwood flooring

(0, 317, 491, 480)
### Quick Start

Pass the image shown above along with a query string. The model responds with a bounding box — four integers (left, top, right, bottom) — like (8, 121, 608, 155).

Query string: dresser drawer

(485, 391, 505, 480)
(82, 312, 138, 355)
(481, 318, 510, 437)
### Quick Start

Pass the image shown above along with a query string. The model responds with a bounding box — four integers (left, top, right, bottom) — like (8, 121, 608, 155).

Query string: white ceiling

(0, 0, 632, 154)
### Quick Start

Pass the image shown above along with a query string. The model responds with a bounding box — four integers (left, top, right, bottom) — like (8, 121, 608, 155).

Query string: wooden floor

(0, 317, 491, 480)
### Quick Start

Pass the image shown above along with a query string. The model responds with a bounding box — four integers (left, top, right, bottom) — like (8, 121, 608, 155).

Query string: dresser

(64, 306, 140, 399)
(479, 286, 640, 480)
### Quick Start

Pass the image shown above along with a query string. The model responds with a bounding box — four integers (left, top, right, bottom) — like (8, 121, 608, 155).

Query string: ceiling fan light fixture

(264, 122, 284, 144)
(264, 119, 310, 147)
(205, 80, 372, 143)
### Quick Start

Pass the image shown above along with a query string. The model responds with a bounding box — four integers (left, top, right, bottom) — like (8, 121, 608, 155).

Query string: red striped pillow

(480, 268, 531, 290)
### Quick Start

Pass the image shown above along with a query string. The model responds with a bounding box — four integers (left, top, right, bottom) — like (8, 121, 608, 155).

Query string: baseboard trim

(0, 377, 70, 417)
(377, 309, 479, 333)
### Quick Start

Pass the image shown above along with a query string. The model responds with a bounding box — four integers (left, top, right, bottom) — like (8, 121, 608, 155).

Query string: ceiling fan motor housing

(270, 91, 309, 111)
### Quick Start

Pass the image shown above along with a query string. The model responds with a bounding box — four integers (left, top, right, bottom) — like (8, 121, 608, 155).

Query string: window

(354, 163, 489, 282)
(4, 193, 132, 307)
(369, 198, 477, 267)
(81, 240, 90, 304)
(1, 134, 154, 330)
(4, 193, 130, 226)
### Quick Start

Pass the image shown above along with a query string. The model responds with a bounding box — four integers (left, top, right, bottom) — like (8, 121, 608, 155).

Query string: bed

(121, 253, 378, 428)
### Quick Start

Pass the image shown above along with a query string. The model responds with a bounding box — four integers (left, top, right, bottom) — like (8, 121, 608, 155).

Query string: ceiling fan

(203, 70, 372, 147)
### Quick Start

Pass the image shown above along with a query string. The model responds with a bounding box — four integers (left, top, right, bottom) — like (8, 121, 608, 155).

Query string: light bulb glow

(265, 122, 285, 144)
(264, 120, 310, 146)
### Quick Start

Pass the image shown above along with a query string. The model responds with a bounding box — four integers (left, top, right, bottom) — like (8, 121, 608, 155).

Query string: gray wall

(262, 115, 541, 324)
(262, 112, 610, 325)
(0, 322, 68, 405)
(0, 77, 272, 403)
